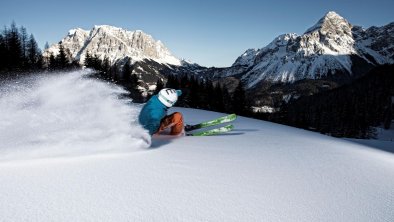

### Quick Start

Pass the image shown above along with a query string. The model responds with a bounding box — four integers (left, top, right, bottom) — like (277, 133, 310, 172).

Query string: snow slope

(1, 70, 394, 221)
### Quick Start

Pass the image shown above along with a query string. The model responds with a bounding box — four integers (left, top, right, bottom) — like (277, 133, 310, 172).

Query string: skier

(139, 88, 184, 136)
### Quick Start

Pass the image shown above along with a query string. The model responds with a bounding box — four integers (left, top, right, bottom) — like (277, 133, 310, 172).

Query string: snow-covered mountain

(1, 70, 394, 221)
(227, 11, 394, 88)
(40, 13, 393, 108)
(43, 25, 181, 66)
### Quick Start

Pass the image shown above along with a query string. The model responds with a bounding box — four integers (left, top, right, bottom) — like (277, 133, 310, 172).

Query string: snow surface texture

(43, 25, 181, 66)
(0, 70, 150, 161)
(0, 74, 393, 221)
(348, 127, 394, 155)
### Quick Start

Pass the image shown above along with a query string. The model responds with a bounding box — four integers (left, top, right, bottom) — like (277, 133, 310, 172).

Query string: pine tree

(179, 75, 187, 88)
(27, 34, 42, 69)
(0, 34, 5, 71)
(111, 63, 118, 82)
(130, 73, 139, 90)
(56, 44, 68, 69)
(84, 51, 91, 68)
(7, 21, 23, 70)
(102, 56, 110, 73)
(122, 59, 132, 82)
(44, 41, 50, 50)
(165, 75, 179, 89)
(213, 83, 225, 112)
(48, 53, 56, 70)
(91, 54, 101, 71)
(233, 81, 247, 115)
(120, 59, 139, 95)
(222, 84, 233, 112)
(19, 26, 28, 68)
(204, 80, 215, 110)
(383, 97, 393, 129)
(154, 78, 164, 94)
(188, 76, 200, 108)
(0, 22, 43, 72)
(126, 73, 140, 100)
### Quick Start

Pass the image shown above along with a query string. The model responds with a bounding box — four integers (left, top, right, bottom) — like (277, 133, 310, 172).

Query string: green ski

(186, 124, 234, 136)
(185, 113, 237, 132)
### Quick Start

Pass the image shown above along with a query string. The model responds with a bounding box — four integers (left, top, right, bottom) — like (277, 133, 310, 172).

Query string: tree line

(0, 22, 43, 74)
(162, 74, 249, 116)
(47, 44, 79, 70)
(0, 22, 81, 78)
(84, 53, 143, 101)
(269, 64, 394, 138)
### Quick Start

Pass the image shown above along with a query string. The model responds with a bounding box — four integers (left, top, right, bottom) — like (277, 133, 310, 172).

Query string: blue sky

(1, 0, 393, 67)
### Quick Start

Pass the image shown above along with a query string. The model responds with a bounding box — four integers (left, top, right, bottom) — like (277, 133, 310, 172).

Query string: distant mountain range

(44, 11, 394, 109)
(43, 25, 181, 66)
(227, 11, 394, 87)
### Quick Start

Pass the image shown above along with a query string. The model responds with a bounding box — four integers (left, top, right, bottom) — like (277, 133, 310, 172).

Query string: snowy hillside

(43, 25, 181, 66)
(1, 70, 394, 221)
(228, 11, 394, 88)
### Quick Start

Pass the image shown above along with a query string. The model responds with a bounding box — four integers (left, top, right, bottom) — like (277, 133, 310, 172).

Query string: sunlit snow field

(0, 70, 393, 221)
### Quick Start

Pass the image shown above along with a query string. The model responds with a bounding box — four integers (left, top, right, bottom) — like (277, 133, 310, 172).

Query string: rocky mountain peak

(221, 11, 394, 89)
(43, 25, 181, 66)
(305, 11, 353, 37)
(67, 28, 89, 37)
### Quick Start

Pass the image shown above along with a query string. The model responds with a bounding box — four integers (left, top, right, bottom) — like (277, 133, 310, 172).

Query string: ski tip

(225, 124, 234, 130)
(186, 124, 234, 136)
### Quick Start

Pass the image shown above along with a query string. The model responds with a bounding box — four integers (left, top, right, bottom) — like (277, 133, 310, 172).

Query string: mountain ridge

(43, 25, 181, 66)
(225, 11, 394, 88)
(42, 12, 394, 109)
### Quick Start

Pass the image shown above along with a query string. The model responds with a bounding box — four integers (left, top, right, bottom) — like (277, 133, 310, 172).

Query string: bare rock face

(43, 25, 180, 66)
(361, 22, 394, 61)
(228, 11, 394, 88)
